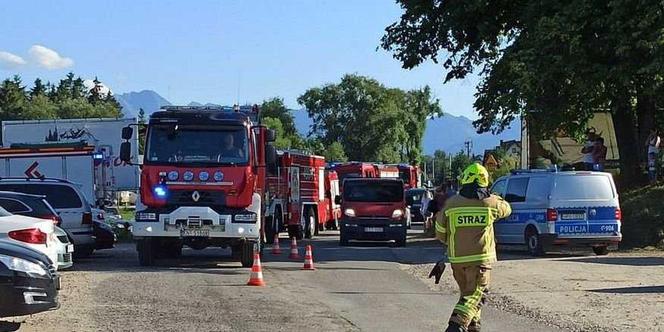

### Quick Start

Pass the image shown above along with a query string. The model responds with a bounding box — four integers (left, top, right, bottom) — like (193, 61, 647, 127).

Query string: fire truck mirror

(120, 142, 132, 162)
(334, 195, 342, 205)
(266, 144, 277, 167)
(121, 126, 134, 140)
(266, 129, 276, 142)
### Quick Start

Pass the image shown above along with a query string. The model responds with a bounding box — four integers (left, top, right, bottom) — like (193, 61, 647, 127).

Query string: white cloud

(28, 45, 74, 70)
(0, 51, 27, 69)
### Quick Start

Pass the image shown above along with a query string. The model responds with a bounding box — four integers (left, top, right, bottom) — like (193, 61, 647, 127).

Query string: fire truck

(390, 164, 421, 190)
(264, 151, 341, 242)
(119, 105, 276, 267)
(327, 162, 378, 190)
(374, 164, 399, 179)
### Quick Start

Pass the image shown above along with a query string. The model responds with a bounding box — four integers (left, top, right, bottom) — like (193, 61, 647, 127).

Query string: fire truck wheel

(304, 208, 317, 239)
(137, 239, 156, 266)
(265, 216, 276, 245)
(240, 241, 255, 267)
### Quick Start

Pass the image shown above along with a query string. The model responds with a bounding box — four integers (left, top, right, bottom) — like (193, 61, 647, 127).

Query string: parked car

(337, 178, 408, 246)
(0, 239, 59, 332)
(93, 221, 116, 250)
(0, 207, 58, 268)
(491, 169, 622, 256)
(53, 227, 74, 270)
(405, 188, 431, 223)
(0, 178, 96, 257)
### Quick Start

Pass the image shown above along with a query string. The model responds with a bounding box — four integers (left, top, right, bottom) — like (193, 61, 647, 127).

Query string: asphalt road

(22, 227, 565, 332)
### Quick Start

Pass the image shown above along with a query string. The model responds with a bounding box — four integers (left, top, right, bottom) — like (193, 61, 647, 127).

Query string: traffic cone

(288, 237, 301, 260)
(247, 252, 266, 286)
(271, 234, 282, 255)
(302, 245, 316, 270)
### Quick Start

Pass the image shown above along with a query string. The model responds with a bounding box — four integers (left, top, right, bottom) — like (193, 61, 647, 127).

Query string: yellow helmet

(460, 163, 490, 188)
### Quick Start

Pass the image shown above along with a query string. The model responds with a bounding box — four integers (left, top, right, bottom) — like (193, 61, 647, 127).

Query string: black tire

(339, 229, 349, 246)
(525, 227, 545, 257)
(0, 321, 20, 332)
(395, 230, 407, 247)
(137, 238, 156, 266)
(240, 241, 255, 267)
(265, 216, 276, 245)
(592, 246, 609, 256)
(305, 209, 316, 239)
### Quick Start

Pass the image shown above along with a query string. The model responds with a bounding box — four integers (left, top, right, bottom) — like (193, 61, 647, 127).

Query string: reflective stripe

(435, 222, 447, 234)
(449, 253, 496, 264)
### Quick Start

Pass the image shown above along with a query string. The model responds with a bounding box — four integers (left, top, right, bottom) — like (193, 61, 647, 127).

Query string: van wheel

(525, 227, 544, 257)
(137, 239, 156, 266)
(592, 246, 609, 256)
(339, 230, 349, 246)
(0, 321, 21, 332)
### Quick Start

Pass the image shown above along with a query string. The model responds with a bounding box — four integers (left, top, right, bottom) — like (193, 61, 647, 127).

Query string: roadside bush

(620, 184, 664, 249)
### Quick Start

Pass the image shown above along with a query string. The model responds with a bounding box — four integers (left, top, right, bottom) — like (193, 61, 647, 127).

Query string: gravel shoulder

(405, 248, 664, 332)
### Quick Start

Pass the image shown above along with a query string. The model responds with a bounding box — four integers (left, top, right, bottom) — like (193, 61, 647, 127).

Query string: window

(505, 177, 529, 203)
(551, 175, 614, 200)
(491, 179, 507, 197)
(0, 184, 83, 209)
(0, 198, 31, 213)
(344, 181, 404, 202)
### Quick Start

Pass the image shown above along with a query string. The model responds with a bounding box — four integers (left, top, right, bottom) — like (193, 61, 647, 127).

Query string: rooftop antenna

(236, 71, 241, 106)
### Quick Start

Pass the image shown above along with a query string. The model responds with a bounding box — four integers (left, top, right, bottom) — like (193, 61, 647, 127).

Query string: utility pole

(464, 140, 473, 158)
(432, 157, 436, 184)
(521, 116, 529, 169)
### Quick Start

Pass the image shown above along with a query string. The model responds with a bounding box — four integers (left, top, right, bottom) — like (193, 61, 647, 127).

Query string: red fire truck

(119, 105, 276, 267)
(390, 164, 421, 190)
(328, 162, 378, 190)
(264, 151, 341, 242)
(374, 164, 399, 179)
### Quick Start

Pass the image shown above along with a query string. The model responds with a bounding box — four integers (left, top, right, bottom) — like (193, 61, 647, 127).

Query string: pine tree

(30, 78, 47, 98)
(138, 108, 146, 124)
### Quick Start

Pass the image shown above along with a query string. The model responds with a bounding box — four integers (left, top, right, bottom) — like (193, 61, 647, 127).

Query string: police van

(491, 169, 622, 256)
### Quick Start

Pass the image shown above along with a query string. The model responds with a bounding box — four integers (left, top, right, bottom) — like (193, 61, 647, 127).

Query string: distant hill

(117, 90, 519, 155)
(115, 90, 171, 118)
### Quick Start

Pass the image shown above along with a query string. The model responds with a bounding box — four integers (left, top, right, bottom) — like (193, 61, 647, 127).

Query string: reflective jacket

(435, 194, 511, 265)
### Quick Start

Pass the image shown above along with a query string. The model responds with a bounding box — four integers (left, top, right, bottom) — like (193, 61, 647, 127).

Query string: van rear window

(551, 176, 614, 200)
(0, 184, 83, 209)
(344, 181, 403, 202)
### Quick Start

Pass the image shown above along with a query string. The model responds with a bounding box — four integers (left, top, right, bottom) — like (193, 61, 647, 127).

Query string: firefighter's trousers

(449, 264, 491, 330)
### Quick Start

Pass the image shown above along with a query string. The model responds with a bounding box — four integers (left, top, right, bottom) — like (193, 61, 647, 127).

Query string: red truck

(328, 162, 378, 190)
(375, 164, 399, 179)
(119, 105, 276, 267)
(264, 151, 341, 242)
(390, 164, 421, 190)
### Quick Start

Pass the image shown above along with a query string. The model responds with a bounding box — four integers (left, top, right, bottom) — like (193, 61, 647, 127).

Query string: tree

(382, 0, 664, 184)
(321, 142, 348, 162)
(260, 98, 298, 136)
(262, 117, 295, 149)
(138, 108, 146, 124)
(0, 76, 28, 120)
(298, 74, 440, 164)
(30, 78, 47, 98)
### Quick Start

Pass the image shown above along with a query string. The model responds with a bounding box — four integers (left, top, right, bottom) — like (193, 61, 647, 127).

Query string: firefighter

(435, 163, 511, 332)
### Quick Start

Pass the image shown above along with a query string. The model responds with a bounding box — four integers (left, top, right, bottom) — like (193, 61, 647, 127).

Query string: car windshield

(344, 181, 403, 202)
(405, 190, 425, 205)
(146, 125, 249, 165)
(551, 175, 615, 200)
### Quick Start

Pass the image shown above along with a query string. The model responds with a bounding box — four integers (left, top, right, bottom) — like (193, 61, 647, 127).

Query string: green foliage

(321, 142, 348, 162)
(0, 72, 122, 122)
(621, 184, 664, 248)
(261, 98, 298, 136)
(421, 149, 474, 185)
(262, 117, 296, 149)
(298, 74, 441, 164)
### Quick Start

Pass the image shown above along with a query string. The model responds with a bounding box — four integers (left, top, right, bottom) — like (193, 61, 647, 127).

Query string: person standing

(592, 137, 607, 171)
(435, 163, 511, 332)
(646, 129, 661, 183)
(581, 129, 597, 171)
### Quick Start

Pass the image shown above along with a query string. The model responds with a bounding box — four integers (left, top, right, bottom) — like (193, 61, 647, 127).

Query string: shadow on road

(589, 285, 664, 294)
(566, 256, 664, 266)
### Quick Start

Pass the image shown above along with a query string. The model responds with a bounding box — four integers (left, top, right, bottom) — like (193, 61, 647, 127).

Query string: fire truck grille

(168, 190, 226, 206)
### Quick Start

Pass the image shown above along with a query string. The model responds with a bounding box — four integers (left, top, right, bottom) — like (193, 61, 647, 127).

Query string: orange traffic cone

(271, 234, 282, 255)
(247, 252, 266, 286)
(288, 237, 301, 260)
(302, 245, 315, 270)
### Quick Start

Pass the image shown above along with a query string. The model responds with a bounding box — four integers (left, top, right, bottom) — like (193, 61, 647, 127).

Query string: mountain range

(115, 90, 519, 155)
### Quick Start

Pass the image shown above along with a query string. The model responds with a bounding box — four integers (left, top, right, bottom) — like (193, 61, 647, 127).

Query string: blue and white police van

(490, 169, 622, 256)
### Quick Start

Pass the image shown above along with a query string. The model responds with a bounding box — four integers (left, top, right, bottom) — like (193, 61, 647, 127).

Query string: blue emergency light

(153, 185, 168, 198)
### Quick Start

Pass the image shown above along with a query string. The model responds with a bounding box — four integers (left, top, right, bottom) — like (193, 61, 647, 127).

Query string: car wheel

(395, 237, 407, 247)
(0, 321, 21, 332)
(240, 241, 255, 268)
(525, 227, 544, 257)
(339, 230, 349, 246)
(592, 246, 609, 256)
(137, 238, 156, 266)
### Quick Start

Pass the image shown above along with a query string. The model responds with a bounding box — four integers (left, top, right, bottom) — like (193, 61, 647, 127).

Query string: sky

(0, 0, 481, 118)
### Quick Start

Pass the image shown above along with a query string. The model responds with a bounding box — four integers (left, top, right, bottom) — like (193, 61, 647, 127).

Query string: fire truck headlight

(199, 171, 209, 181)
(214, 171, 224, 182)
(183, 171, 194, 181)
(167, 171, 179, 181)
(153, 185, 168, 198)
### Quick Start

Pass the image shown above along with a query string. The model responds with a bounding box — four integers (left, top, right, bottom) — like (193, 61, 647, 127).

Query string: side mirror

(266, 129, 276, 143)
(120, 142, 132, 162)
(266, 144, 277, 166)
(121, 126, 134, 140)
(334, 195, 342, 205)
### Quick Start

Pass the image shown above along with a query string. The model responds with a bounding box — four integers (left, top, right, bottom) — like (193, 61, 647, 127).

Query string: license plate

(66, 244, 74, 253)
(561, 213, 586, 220)
(364, 227, 383, 233)
(180, 228, 210, 237)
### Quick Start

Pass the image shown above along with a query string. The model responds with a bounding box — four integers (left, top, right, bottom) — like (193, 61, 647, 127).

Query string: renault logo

(589, 209, 597, 217)
(192, 191, 200, 202)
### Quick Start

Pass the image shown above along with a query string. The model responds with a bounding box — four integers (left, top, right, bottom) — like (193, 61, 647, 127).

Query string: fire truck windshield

(146, 125, 249, 165)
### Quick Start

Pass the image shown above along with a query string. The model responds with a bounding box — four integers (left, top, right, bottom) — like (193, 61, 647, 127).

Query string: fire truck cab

(328, 162, 378, 190)
(120, 105, 276, 267)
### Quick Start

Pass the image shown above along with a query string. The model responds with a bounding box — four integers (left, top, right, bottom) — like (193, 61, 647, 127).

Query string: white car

(53, 226, 74, 270)
(0, 208, 58, 269)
